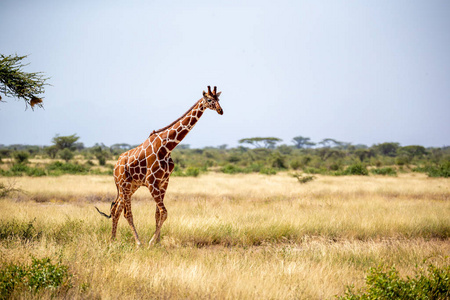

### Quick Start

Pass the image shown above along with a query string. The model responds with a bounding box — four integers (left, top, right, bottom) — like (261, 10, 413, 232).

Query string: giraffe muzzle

(217, 108, 223, 115)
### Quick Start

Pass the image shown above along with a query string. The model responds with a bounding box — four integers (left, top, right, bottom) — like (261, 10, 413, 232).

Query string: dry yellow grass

(0, 173, 449, 299)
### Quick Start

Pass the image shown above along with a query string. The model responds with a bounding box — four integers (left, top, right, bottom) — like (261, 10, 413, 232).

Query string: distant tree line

(0, 134, 449, 178)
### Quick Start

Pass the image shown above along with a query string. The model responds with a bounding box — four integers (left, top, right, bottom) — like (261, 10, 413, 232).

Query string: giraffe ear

(203, 91, 207, 97)
(216, 91, 222, 98)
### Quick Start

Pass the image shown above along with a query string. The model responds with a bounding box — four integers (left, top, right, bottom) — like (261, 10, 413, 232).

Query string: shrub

(370, 167, 397, 176)
(221, 164, 246, 174)
(172, 166, 201, 177)
(46, 161, 89, 175)
(0, 218, 42, 241)
(184, 167, 200, 177)
(290, 160, 301, 170)
(0, 257, 71, 298)
(259, 167, 277, 175)
(0, 182, 22, 198)
(13, 151, 30, 164)
(338, 263, 450, 299)
(395, 155, 410, 166)
(303, 167, 326, 175)
(427, 161, 450, 178)
(413, 162, 450, 178)
(271, 152, 287, 169)
(343, 163, 368, 176)
(292, 173, 315, 184)
(58, 148, 74, 162)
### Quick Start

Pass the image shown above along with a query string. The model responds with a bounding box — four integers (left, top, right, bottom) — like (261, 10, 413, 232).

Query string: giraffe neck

(157, 99, 206, 152)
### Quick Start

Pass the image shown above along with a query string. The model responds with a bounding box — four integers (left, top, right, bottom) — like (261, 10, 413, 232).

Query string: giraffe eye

(207, 98, 212, 103)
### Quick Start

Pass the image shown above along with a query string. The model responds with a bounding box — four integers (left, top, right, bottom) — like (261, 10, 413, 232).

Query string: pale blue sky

(1, 0, 449, 148)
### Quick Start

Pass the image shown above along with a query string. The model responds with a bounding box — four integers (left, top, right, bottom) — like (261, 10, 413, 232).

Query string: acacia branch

(0, 54, 49, 109)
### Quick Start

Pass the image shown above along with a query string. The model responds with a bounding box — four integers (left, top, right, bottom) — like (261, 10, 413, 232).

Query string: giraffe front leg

(149, 182, 168, 246)
(123, 200, 142, 246)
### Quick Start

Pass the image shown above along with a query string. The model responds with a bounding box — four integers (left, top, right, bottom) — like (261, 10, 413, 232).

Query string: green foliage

(292, 136, 315, 149)
(370, 167, 397, 176)
(271, 152, 287, 169)
(58, 148, 74, 162)
(44, 145, 58, 159)
(413, 161, 450, 178)
(0, 164, 46, 177)
(0, 54, 48, 109)
(343, 163, 369, 176)
(13, 151, 29, 164)
(221, 164, 248, 174)
(46, 161, 89, 175)
(92, 146, 110, 166)
(239, 137, 282, 149)
(373, 142, 400, 157)
(259, 167, 277, 175)
(185, 167, 200, 177)
(0, 218, 41, 241)
(292, 173, 315, 184)
(0, 257, 71, 298)
(52, 134, 80, 151)
(426, 161, 450, 178)
(338, 263, 450, 299)
(172, 166, 201, 177)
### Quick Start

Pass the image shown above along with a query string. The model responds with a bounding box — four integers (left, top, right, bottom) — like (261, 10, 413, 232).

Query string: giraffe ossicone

(95, 86, 223, 246)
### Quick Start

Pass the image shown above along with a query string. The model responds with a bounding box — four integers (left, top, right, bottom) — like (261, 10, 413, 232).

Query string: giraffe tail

(95, 206, 111, 219)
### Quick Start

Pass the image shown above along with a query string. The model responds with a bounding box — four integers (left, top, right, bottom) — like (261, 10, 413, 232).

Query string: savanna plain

(1, 172, 449, 299)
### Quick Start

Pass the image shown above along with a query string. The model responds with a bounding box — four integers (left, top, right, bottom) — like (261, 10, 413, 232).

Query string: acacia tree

(0, 54, 49, 109)
(292, 136, 315, 149)
(52, 134, 80, 151)
(238, 137, 282, 149)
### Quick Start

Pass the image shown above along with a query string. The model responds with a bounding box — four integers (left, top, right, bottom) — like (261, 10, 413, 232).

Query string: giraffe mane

(150, 99, 202, 136)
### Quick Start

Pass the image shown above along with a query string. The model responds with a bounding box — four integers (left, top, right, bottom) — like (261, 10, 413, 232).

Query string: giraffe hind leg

(149, 202, 167, 246)
(110, 200, 124, 241)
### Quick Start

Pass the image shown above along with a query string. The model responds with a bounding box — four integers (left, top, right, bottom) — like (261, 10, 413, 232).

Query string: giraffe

(95, 86, 223, 246)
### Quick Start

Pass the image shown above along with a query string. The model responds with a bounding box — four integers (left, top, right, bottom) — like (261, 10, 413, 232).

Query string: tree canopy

(0, 54, 49, 109)
(292, 136, 315, 149)
(238, 137, 282, 149)
(52, 134, 80, 151)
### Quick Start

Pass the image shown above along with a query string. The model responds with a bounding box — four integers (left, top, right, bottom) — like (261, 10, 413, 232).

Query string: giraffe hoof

(149, 236, 160, 246)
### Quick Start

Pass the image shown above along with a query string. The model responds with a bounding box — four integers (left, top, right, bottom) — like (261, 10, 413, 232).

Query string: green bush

(343, 163, 369, 176)
(303, 167, 326, 175)
(0, 164, 46, 177)
(171, 166, 201, 177)
(427, 161, 450, 178)
(413, 162, 450, 178)
(184, 167, 200, 177)
(0, 219, 42, 241)
(0, 257, 71, 298)
(292, 173, 315, 184)
(221, 164, 247, 174)
(338, 263, 450, 299)
(259, 167, 277, 175)
(370, 167, 397, 176)
(14, 151, 30, 164)
(58, 148, 74, 162)
(46, 161, 90, 175)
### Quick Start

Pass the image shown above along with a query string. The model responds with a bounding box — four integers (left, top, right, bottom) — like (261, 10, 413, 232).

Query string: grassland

(1, 173, 449, 299)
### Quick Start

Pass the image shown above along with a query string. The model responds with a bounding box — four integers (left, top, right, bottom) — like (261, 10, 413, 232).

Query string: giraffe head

(202, 86, 223, 115)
